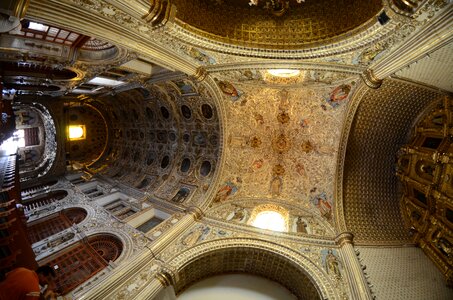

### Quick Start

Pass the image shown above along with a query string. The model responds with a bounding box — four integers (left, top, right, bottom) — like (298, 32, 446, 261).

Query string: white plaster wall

(177, 274, 297, 300)
(358, 246, 453, 300)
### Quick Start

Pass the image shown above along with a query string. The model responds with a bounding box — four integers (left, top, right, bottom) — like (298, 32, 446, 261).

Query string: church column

(133, 267, 177, 300)
(362, 5, 453, 88)
(149, 206, 203, 254)
(78, 247, 155, 300)
(127, 207, 202, 299)
(336, 232, 374, 300)
(79, 207, 202, 300)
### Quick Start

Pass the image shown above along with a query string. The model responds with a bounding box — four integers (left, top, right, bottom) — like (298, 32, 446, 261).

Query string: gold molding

(191, 66, 208, 82)
(185, 206, 204, 221)
(155, 267, 176, 287)
(336, 232, 354, 247)
(8, 0, 30, 18)
(142, 0, 176, 28)
(361, 69, 383, 89)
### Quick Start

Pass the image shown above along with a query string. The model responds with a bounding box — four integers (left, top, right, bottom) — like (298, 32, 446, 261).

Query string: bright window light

(68, 125, 85, 140)
(28, 22, 49, 32)
(0, 130, 25, 155)
(252, 211, 286, 232)
(267, 69, 300, 78)
(87, 77, 125, 87)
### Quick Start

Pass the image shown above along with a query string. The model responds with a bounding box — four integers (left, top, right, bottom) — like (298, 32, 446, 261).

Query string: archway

(38, 234, 123, 295)
(169, 238, 338, 300)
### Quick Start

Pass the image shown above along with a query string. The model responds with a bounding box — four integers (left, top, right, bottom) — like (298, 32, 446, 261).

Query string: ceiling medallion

(272, 164, 286, 176)
(249, 0, 306, 17)
(277, 111, 290, 124)
(301, 140, 314, 153)
(250, 136, 262, 148)
(272, 133, 291, 153)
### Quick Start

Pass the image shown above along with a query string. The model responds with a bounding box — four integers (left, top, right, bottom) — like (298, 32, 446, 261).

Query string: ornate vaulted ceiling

(206, 70, 359, 231)
(173, 0, 382, 49)
(1, 0, 452, 246)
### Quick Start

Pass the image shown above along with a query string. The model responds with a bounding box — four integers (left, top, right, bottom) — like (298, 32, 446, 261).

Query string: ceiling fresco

(208, 70, 359, 225)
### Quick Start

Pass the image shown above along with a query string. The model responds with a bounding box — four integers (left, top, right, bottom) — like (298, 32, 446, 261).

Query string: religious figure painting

(293, 216, 310, 234)
(226, 206, 249, 223)
(310, 192, 333, 220)
(217, 79, 243, 101)
(270, 176, 283, 196)
(171, 187, 191, 203)
(239, 69, 262, 81)
(213, 177, 242, 203)
(181, 225, 210, 247)
(321, 249, 342, 279)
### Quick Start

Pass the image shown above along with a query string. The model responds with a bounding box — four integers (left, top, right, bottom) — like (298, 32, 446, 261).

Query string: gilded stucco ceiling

(343, 79, 443, 244)
(1, 0, 451, 248)
(173, 0, 382, 49)
(208, 69, 359, 228)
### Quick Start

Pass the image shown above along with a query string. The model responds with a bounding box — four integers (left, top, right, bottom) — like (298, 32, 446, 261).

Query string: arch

(169, 238, 339, 300)
(27, 207, 87, 244)
(17, 103, 58, 183)
(38, 233, 123, 295)
(335, 79, 443, 243)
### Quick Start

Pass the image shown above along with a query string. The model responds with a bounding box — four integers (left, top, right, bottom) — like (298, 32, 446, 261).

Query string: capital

(185, 206, 204, 221)
(335, 232, 354, 247)
(361, 69, 383, 89)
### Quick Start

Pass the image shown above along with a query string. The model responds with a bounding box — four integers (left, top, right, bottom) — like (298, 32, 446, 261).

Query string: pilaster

(149, 206, 203, 255)
(133, 267, 177, 300)
(336, 232, 374, 300)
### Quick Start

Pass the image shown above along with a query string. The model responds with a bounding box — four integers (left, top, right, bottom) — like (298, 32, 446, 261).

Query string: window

(252, 211, 286, 232)
(136, 217, 163, 233)
(267, 69, 300, 78)
(68, 125, 86, 140)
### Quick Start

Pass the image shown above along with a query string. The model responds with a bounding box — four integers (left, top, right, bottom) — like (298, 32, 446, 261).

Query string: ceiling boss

(249, 0, 305, 16)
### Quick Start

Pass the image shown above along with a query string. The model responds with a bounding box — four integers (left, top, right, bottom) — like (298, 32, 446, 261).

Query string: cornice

(206, 61, 364, 75)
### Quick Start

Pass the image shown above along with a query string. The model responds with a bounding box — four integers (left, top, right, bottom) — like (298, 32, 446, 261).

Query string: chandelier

(249, 0, 305, 17)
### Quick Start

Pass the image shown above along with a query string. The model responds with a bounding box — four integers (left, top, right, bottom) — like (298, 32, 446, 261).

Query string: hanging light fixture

(249, 0, 305, 17)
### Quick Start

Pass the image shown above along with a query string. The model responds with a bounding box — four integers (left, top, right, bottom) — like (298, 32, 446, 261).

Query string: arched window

(251, 210, 287, 232)
(27, 208, 87, 244)
(40, 234, 123, 295)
